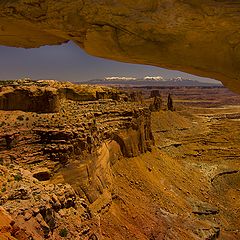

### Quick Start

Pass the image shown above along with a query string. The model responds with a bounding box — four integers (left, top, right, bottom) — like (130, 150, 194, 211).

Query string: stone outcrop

(149, 96, 162, 112)
(58, 87, 96, 102)
(0, 79, 121, 112)
(0, 86, 60, 113)
(0, 207, 16, 240)
(1, 83, 240, 239)
(0, 165, 101, 239)
(1, 1, 240, 92)
(0, 80, 154, 239)
(167, 93, 174, 111)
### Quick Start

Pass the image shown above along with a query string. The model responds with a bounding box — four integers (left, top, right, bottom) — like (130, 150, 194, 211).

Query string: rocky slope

(0, 80, 154, 239)
(1, 1, 240, 92)
(0, 82, 239, 239)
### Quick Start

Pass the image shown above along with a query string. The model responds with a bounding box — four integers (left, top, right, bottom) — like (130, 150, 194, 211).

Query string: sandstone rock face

(0, 207, 16, 240)
(1, 1, 240, 92)
(0, 86, 60, 113)
(0, 80, 154, 239)
(0, 165, 101, 239)
(149, 96, 162, 112)
(0, 79, 121, 112)
(1, 83, 240, 239)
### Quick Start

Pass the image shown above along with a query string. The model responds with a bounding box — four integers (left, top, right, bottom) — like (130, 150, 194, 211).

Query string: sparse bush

(59, 228, 68, 237)
(1, 187, 6, 192)
(0, 122, 6, 127)
(14, 173, 22, 181)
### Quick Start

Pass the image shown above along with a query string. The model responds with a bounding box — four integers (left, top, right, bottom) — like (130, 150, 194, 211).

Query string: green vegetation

(59, 228, 68, 237)
(14, 173, 22, 181)
(0, 122, 6, 127)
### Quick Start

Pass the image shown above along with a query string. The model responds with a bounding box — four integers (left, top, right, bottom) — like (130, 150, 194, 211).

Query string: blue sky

(0, 41, 220, 83)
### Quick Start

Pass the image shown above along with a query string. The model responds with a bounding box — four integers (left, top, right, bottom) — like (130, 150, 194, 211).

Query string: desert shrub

(0, 122, 6, 127)
(59, 228, 68, 237)
(1, 187, 6, 192)
(14, 173, 22, 181)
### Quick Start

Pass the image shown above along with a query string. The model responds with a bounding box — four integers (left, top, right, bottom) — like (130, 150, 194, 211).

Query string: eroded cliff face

(0, 80, 154, 239)
(0, 86, 60, 113)
(0, 79, 120, 112)
(1, 82, 240, 239)
(1, 1, 240, 92)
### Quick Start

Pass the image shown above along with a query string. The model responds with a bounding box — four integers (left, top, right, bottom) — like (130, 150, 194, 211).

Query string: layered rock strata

(0, 79, 122, 112)
(0, 80, 154, 239)
(0, 86, 60, 113)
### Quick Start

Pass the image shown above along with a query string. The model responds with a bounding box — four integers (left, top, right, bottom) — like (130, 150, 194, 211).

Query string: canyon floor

(0, 82, 240, 239)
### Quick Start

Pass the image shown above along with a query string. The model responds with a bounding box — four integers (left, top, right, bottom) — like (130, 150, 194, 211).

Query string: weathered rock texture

(1, 1, 240, 92)
(0, 80, 154, 239)
(0, 79, 121, 112)
(0, 207, 16, 240)
(0, 86, 60, 113)
(1, 83, 240, 239)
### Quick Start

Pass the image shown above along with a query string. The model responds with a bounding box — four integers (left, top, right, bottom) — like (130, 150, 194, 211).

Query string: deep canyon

(0, 80, 240, 239)
(1, 1, 240, 238)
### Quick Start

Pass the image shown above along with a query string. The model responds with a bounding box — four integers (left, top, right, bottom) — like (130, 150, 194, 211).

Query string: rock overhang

(0, 0, 240, 92)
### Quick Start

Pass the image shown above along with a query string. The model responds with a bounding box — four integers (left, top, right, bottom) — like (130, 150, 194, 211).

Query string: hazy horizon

(0, 41, 220, 84)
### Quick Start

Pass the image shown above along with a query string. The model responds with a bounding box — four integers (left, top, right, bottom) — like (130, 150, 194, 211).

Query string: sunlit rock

(0, 1, 240, 92)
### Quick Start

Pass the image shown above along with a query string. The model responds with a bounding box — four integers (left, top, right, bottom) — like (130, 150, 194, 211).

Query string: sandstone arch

(0, 1, 240, 92)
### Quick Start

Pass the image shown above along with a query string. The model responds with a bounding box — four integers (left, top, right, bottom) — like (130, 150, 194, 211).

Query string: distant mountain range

(82, 76, 222, 87)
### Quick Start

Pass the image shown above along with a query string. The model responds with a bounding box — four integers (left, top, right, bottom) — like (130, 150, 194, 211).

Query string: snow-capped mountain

(84, 76, 222, 87)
